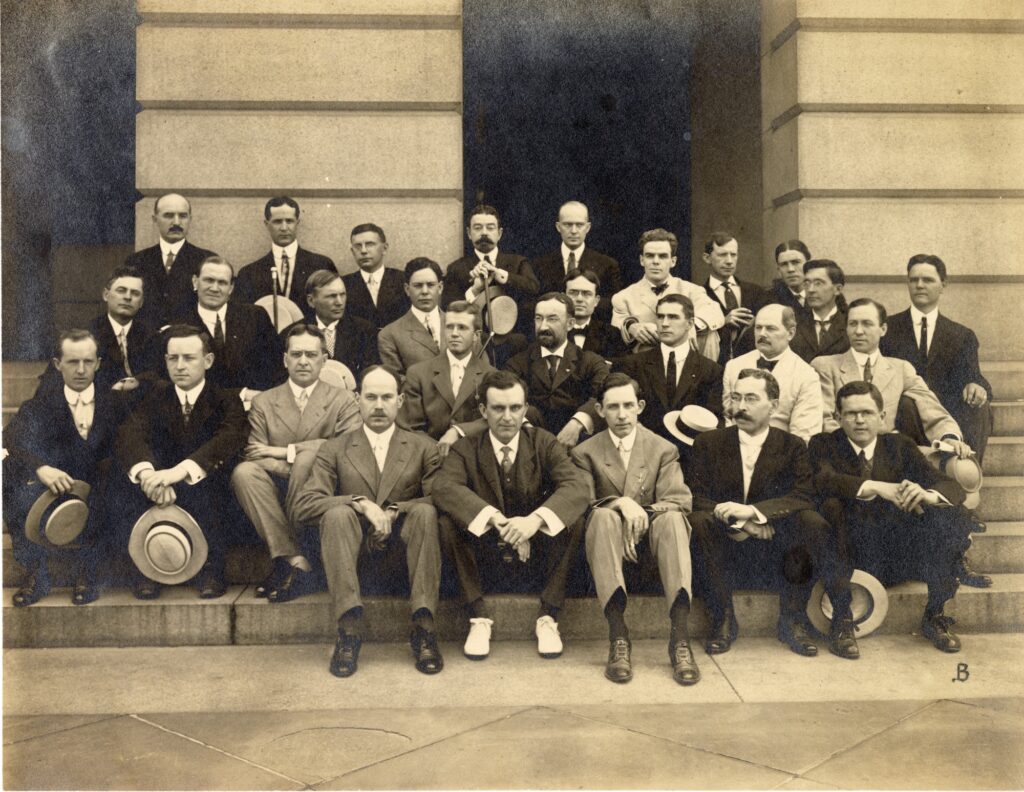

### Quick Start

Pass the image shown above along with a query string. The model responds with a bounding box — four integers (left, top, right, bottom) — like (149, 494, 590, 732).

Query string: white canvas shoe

(463, 617, 494, 660)
(535, 615, 563, 658)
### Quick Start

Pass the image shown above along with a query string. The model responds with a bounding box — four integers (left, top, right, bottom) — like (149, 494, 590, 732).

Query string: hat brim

(255, 295, 306, 332)
(129, 504, 209, 585)
(484, 296, 518, 336)
(24, 480, 92, 547)
(806, 569, 889, 638)
(320, 360, 356, 391)
(662, 411, 696, 446)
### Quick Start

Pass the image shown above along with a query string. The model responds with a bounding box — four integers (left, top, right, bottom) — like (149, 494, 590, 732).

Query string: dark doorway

(462, 0, 697, 284)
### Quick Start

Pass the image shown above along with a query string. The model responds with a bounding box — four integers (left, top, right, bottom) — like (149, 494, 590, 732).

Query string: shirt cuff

(454, 425, 466, 438)
(930, 489, 952, 507)
(571, 412, 593, 434)
(855, 482, 877, 501)
(749, 507, 767, 524)
(464, 286, 477, 302)
(286, 444, 296, 464)
(468, 506, 499, 537)
(534, 507, 565, 537)
(129, 462, 154, 483)
(181, 459, 206, 485)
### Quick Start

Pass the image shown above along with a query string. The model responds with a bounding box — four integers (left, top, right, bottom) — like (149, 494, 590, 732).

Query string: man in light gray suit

(230, 324, 360, 603)
(377, 258, 446, 374)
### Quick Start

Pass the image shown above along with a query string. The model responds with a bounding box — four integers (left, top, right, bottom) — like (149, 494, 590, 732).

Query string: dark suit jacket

(617, 346, 723, 437)
(400, 352, 494, 439)
(689, 426, 815, 519)
(532, 247, 622, 319)
(704, 277, 770, 363)
(442, 251, 540, 311)
(88, 314, 163, 391)
(235, 247, 337, 306)
(506, 341, 610, 432)
(292, 426, 441, 526)
(569, 318, 629, 361)
(287, 313, 380, 376)
(342, 268, 410, 330)
(791, 306, 850, 363)
(126, 241, 216, 325)
(808, 429, 965, 507)
(174, 302, 283, 391)
(432, 426, 590, 527)
(880, 309, 992, 418)
(116, 380, 248, 480)
(768, 279, 809, 317)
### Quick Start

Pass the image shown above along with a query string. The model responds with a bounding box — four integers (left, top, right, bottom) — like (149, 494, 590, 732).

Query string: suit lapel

(452, 355, 482, 413)
(189, 382, 216, 432)
(478, 433, 505, 512)
(623, 430, 651, 500)
(671, 348, 700, 408)
(721, 427, 745, 502)
(746, 428, 780, 503)
(377, 430, 411, 504)
(345, 431, 380, 492)
(796, 319, 818, 353)
(272, 384, 302, 436)
(873, 355, 896, 394)
(432, 357, 456, 408)
(296, 380, 331, 437)
(597, 430, 627, 495)
(839, 350, 859, 384)
(513, 431, 537, 504)
(408, 312, 440, 354)
(551, 343, 577, 390)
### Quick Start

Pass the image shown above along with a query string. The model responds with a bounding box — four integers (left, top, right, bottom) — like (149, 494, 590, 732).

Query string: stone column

(134, 0, 464, 273)
(760, 0, 1024, 360)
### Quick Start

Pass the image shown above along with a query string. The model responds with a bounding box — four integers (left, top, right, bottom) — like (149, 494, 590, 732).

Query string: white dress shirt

(363, 422, 396, 471)
(411, 305, 442, 344)
(611, 427, 637, 469)
(196, 304, 227, 340)
(272, 241, 299, 297)
(659, 341, 690, 387)
(447, 349, 470, 396)
(562, 242, 585, 273)
(910, 305, 939, 356)
(360, 266, 384, 305)
(849, 349, 881, 382)
(738, 426, 769, 502)
(65, 384, 95, 440)
(466, 431, 565, 538)
(158, 238, 185, 264)
(709, 274, 741, 308)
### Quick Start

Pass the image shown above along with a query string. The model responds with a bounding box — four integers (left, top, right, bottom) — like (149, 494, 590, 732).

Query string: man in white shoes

(572, 373, 700, 685)
(432, 370, 590, 660)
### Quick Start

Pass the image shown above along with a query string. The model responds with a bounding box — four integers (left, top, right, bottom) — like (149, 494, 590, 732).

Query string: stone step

(968, 523, 1024, 574)
(5, 574, 1024, 648)
(984, 436, 1024, 477)
(975, 476, 1024, 522)
(2, 362, 46, 407)
(983, 361, 1024, 401)
(993, 401, 1024, 437)
(3, 406, 16, 428)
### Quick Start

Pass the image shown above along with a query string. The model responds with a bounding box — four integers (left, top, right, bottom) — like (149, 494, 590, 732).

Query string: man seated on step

(230, 324, 361, 604)
(400, 301, 493, 454)
(378, 257, 446, 374)
(611, 228, 724, 359)
(562, 268, 629, 362)
(115, 324, 249, 600)
(789, 259, 849, 363)
(722, 304, 822, 444)
(809, 381, 973, 654)
(572, 373, 700, 686)
(296, 269, 380, 378)
(3, 330, 128, 607)
(432, 370, 590, 661)
(689, 369, 846, 659)
(292, 366, 444, 678)
(89, 265, 162, 397)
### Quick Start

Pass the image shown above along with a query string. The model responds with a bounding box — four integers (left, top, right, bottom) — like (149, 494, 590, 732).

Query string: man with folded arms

(433, 370, 590, 661)
(292, 366, 444, 677)
(230, 324, 361, 603)
(572, 373, 700, 685)
(809, 381, 973, 654)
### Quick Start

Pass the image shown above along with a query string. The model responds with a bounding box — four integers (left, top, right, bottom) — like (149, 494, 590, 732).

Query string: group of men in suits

(2, 189, 994, 684)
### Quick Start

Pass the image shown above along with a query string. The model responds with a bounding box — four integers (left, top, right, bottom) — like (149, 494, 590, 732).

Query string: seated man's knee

(403, 502, 438, 534)
(322, 503, 360, 532)
(587, 507, 621, 535)
(230, 460, 264, 489)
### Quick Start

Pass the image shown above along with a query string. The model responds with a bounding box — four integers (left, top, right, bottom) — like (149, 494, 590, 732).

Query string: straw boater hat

(255, 295, 305, 332)
(473, 293, 518, 336)
(663, 405, 719, 447)
(24, 480, 92, 548)
(320, 359, 356, 391)
(806, 569, 889, 638)
(128, 504, 209, 585)
(923, 444, 983, 510)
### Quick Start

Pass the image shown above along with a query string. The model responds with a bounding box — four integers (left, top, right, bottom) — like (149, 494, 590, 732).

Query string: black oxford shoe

(330, 632, 362, 677)
(704, 609, 738, 655)
(71, 573, 99, 606)
(957, 557, 992, 589)
(255, 557, 290, 598)
(13, 566, 50, 608)
(669, 637, 701, 686)
(267, 564, 316, 604)
(777, 616, 818, 657)
(410, 628, 444, 675)
(922, 612, 961, 653)
(197, 567, 227, 600)
(132, 577, 162, 601)
(828, 618, 860, 660)
(604, 638, 633, 684)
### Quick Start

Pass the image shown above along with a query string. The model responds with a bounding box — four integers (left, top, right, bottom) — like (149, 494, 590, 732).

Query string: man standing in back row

(342, 223, 410, 330)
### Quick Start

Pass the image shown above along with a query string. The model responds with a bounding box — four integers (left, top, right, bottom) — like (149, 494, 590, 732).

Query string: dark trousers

(439, 514, 583, 611)
(821, 497, 971, 613)
(691, 508, 843, 623)
(2, 478, 101, 575)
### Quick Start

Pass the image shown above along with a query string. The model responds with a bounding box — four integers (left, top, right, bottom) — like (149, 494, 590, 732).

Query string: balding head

(556, 201, 591, 249)
(753, 303, 796, 358)
(152, 193, 191, 243)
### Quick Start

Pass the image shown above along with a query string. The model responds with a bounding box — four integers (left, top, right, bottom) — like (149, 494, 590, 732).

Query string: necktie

(721, 282, 739, 311)
(863, 357, 873, 383)
(618, 440, 630, 468)
(295, 388, 309, 413)
(795, 291, 805, 306)
(367, 273, 379, 305)
(651, 282, 668, 296)
(373, 439, 387, 472)
(450, 361, 464, 396)
(424, 318, 437, 344)
(858, 450, 872, 479)
(213, 313, 225, 348)
(117, 328, 133, 376)
(71, 396, 92, 440)
(182, 396, 193, 425)
(164, 250, 175, 274)
(500, 445, 513, 474)
(279, 252, 290, 294)
(546, 354, 560, 381)
(666, 350, 677, 388)
(815, 319, 830, 346)
(919, 316, 929, 361)
(483, 255, 492, 266)
(756, 357, 777, 372)
(324, 324, 336, 356)
(567, 250, 576, 273)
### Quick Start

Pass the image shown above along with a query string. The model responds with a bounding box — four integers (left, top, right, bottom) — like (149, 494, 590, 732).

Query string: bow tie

(569, 326, 588, 337)
(756, 357, 778, 372)
(651, 283, 668, 296)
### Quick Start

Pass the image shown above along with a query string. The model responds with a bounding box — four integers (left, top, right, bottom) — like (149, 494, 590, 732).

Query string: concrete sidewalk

(5, 634, 1024, 789)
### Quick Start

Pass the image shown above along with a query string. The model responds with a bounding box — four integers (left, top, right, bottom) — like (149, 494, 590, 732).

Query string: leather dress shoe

(13, 566, 51, 607)
(132, 577, 162, 600)
(669, 637, 701, 685)
(267, 564, 316, 603)
(330, 632, 362, 677)
(969, 516, 987, 533)
(704, 609, 738, 655)
(604, 638, 633, 684)
(255, 557, 290, 598)
(828, 618, 860, 660)
(197, 567, 227, 599)
(71, 573, 99, 606)
(922, 612, 961, 653)
(410, 627, 444, 674)
(957, 556, 992, 588)
(777, 616, 818, 657)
